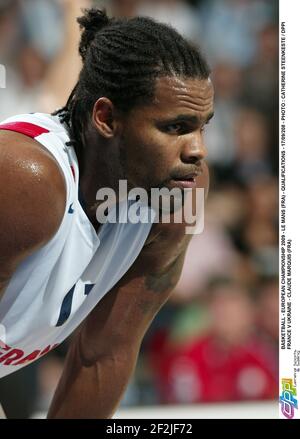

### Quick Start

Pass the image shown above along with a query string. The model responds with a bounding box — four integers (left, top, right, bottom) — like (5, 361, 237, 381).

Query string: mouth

(169, 172, 199, 189)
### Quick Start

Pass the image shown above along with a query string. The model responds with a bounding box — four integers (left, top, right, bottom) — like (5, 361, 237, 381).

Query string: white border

(279, 0, 300, 420)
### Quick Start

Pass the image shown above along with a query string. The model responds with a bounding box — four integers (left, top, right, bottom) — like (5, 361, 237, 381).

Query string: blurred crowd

(0, 0, 278, 417)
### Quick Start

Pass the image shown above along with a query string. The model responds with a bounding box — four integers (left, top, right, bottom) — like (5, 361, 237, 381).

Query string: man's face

(119, 76, 214, 192)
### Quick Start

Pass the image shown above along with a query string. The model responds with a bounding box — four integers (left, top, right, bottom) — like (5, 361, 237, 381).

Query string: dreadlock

(53, 8, 210, 169)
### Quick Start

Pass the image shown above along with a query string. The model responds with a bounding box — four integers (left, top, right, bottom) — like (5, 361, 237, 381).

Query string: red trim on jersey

(0, 121, 49, 138)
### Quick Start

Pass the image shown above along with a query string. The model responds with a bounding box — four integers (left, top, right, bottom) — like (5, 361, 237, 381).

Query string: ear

(92, 97, 118, 138)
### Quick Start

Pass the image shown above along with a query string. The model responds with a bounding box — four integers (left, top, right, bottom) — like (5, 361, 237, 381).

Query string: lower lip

(169, 179, 197, 189)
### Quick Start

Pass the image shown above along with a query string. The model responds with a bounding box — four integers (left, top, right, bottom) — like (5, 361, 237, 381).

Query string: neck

(78, 127, 124, 230)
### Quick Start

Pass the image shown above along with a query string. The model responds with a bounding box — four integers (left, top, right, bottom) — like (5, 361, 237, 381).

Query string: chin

(148, 189, 185, 215)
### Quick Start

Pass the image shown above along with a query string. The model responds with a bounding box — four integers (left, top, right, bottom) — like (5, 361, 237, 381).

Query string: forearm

(47, 332, 139, 419)
(48, 252, 186, 419)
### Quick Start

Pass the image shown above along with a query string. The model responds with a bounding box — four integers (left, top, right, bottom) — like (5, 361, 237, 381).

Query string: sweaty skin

(121, 76, 214, 191)
(0, 131, 66, 300)
(0, 76, 214, 418)
(79, 76, 214, 226)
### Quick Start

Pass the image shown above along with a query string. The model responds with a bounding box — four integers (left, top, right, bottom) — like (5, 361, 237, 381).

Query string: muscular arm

(48, 163, 209, 419)
(48, 242, 186, 419)
(0, 131, 66, 300)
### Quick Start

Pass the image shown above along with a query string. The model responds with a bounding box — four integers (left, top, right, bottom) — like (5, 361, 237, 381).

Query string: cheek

(126, 130, 176, 173)
(143, 131, 178, 166)
(122, 126, 178, 185)
(138, 136, 176, 180)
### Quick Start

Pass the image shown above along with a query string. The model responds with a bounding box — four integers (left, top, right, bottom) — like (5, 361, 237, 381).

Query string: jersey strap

(0, 121, 49, 138)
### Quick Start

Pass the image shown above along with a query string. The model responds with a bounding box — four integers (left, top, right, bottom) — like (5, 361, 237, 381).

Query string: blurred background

(0, 0, 278, 418)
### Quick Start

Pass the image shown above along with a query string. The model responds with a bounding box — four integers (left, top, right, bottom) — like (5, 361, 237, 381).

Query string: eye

(164, 122, 189, 135)
(200, 120, 211, 133)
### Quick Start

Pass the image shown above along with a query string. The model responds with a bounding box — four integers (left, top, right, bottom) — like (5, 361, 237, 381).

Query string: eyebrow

(157, 112, 214, 125)
(206, 112, 214, 123)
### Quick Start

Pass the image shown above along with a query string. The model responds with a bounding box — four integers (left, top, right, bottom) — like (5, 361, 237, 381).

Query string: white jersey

(0, 113, 154, 378)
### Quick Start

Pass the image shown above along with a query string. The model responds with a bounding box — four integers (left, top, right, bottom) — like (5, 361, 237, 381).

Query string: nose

(180, 132, 207, 164)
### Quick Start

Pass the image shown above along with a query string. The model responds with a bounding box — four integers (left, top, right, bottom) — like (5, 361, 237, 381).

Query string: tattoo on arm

(145, 257, 181, 293)
(139, 254, 185, 315)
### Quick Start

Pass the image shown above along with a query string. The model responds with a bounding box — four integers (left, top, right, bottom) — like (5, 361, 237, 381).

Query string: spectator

(149, 280, 278, 403)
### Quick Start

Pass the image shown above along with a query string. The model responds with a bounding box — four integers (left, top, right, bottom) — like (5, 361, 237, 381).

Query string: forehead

(150, 76, 214, 117)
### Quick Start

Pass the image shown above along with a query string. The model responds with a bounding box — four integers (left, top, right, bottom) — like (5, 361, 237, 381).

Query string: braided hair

(53, 8, 210, 167)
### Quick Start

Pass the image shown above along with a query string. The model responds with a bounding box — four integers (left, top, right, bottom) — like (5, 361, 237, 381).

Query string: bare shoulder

(0, 130, 66, 269)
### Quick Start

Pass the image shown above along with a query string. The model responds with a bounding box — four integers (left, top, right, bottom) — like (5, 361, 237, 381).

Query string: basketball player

(0, 9, 214, 418)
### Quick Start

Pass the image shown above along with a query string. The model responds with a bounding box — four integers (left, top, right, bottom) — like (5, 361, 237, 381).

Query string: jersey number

(56, 283, 95, 327)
